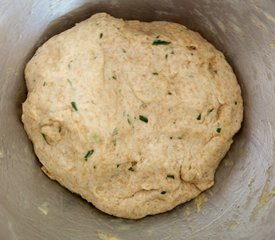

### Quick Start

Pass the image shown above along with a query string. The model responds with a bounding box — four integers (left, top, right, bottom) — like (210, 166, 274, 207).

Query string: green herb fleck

(71, 102, 78, 111)
(127, 118, 132, 125)
(161, 191, 167, 195)
(112, 128, 119, 136)
(112, 139, 117, 146)
(152, 39, 171, 45)
(84, 150, 94, 161)
(139, 115, 148, 123)
(68, 60, 73, 69)
(152, 72, 159, 75)
(99, 33, 103, 39)
(189, 165, 192, 170)
(167, 174, 175, 179)
(208, 108, 214, 113)
(112, 75, 117, 80)
(93, 135, 102, 143)
(67, 79, 73, 86)
(116, 164, 120, 168)
(197, 113, 202, 120)
(216, 127, 222, 133)
(128, 167, 134, 172)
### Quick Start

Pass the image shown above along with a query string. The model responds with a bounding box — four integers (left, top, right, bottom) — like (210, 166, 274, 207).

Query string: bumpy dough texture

(22, 13, 243, 219)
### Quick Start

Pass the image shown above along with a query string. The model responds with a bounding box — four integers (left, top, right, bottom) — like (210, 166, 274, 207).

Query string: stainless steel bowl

(1, 1, 275, 239)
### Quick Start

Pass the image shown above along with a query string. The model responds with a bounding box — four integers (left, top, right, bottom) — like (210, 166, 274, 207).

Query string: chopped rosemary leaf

(112, 128, 119, 136)
(116, 164, 120, 168)
(93, 135, 102, 143)
(197, 113, 202, 120)
(152, 39, 171, 45)
(139, 115, 148, 123)
(216, 127, 222, 133)
(112, 76, 117, 80)
(71, 102, 78, 111)
(127, 118, 132, 125)
(84, 150, 94, 161)
(208, 108, 214, 113)
(152, 72, 159, 75)
(161, 191, 167, 195)
(167, 174, 175, 179)
(99, 33, 103, 39)
(128, 167, 134, 171)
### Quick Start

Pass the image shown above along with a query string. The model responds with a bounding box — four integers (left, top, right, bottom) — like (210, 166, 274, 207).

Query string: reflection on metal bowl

(0, 1, 274, 239)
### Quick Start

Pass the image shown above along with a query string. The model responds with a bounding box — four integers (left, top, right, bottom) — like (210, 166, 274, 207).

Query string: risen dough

(22, 13, 243, 219)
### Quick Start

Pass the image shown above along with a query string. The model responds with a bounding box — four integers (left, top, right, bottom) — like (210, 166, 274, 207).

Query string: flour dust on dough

(22, 13, 243, 219)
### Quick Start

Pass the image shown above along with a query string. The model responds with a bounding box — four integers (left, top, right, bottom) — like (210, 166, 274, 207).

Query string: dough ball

(22, 13, 243, 219)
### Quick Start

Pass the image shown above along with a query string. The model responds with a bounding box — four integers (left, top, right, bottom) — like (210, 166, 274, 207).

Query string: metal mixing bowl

(1, 0, 275, 239)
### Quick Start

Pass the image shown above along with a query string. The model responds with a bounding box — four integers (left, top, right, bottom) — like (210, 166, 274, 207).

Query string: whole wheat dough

(22, 13, 243, 219)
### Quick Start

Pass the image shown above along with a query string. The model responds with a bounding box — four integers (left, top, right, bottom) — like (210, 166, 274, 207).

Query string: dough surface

(22, 13, 243, 219)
